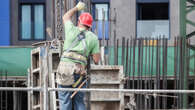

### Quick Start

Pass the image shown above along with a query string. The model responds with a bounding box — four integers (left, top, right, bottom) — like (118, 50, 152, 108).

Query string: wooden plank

(91, 65, 122, 70)
(119, 66, 125, 110)
(0, 76, 26, 81)
(31, 47, 41, 55)
(31, 47, 43, 110)
(49, 72, 57, 110)
(90, 70, 122, 84)
(31, 48, 41, 70)
(42, 46, 49, 110)
(49, 49, 60, 110)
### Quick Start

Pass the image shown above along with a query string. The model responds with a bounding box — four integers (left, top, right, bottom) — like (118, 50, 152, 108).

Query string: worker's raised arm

(63, 2, 85, 24)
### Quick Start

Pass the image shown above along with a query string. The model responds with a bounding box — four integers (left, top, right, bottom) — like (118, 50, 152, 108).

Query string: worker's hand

(76, 1, 85, 11)
(80, 69, 86, 76)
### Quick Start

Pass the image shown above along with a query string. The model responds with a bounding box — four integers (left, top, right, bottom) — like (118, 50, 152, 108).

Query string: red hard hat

(79, 12, 93, 27)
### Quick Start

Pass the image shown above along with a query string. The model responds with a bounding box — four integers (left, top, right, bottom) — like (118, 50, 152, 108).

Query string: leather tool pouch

(56, 62, 76, 85)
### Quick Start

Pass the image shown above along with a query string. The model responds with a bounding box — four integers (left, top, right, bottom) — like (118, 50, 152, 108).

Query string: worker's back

(61, 20, 99, 66)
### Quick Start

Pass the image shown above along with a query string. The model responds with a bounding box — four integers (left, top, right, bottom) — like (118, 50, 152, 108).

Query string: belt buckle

(78, 56, 81, 60)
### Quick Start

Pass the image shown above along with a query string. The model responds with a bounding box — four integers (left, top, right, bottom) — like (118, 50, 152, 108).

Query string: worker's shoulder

(85, 31, 98, 40)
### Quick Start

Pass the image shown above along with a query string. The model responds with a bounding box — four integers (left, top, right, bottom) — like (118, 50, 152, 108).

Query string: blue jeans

(58, 74, 86, 110)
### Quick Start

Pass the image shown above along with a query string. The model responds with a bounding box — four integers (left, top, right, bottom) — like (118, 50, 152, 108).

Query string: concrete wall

(110, 0, 136, 43)
(169, 0, 180, 45)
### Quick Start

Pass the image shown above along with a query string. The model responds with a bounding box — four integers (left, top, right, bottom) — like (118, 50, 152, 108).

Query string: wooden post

(43, 45, 49, 110)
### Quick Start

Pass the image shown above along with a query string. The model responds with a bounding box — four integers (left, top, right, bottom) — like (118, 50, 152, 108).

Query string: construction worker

(56, 1, 100, 110)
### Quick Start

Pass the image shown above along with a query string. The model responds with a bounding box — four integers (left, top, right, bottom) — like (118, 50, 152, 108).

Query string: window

(91, 0, 110, 40)
(19, 0, 45, 40)
(137, 3, 169, 20)
(136, 0, 169, 38)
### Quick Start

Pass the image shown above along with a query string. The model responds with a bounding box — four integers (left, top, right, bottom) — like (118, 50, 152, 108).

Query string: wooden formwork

(29, 47, 44, 110)
(47, 49, 60, 110)
(29, 47, 60, 110)
(90, 65, 125, 110)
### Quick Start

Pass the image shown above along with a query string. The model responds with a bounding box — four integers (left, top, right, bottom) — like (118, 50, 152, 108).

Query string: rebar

(132, 38, 136, 89)
(122, 37, 125, 67)
(125, 38, 129, 77)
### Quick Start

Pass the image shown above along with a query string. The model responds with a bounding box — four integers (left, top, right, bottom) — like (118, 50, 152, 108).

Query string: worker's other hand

(76, 1, 85, 11)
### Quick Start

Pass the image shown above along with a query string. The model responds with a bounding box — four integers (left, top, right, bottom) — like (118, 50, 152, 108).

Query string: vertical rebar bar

(129, 38, 132, 77)
(122, 37, 125, 67)
(126, 39, 129, 77)
(109, 8, 112, 46)
(148, 38, 152, 109)
(161, 37, 166, 109)
(144, 38, 148, 109)
(116, 38, 119, 65)
(162, 38, 165, 109)
(106, 39, 109, 65)
(164, 38, 168, 108)
(176, 37, 180, 109)
(174, 37, 177, 108)
(128, 38, 133, 89)
(157, 38, 161, 109)
(186, 39, 190, 109)
(151, 38, 155, 109)
(107, 8, 112, 65)
(154, 38, 159, 109)
(179, 37, 184, 108)
(114, 31, 117, 65)
(140, 39, 144, 109)
(137, 39, 141, 109)
(133, 39, 136, 89)
(102, 9, 105, 47)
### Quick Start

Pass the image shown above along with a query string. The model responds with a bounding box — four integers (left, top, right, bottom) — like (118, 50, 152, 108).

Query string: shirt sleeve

(64, 20, 77, 40)
(91, 37, 100, 54)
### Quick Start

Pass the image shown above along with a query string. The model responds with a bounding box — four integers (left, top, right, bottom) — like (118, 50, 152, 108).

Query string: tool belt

(61, 51, 87, 65)
(56, 61, 86, 86)
(56, 62, 75, 85)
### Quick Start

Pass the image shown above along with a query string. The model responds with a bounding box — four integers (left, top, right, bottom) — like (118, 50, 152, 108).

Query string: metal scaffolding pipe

(48, 88, 195, 94)
(1, 87, 195, 94)
(0, 87, 42, 91)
